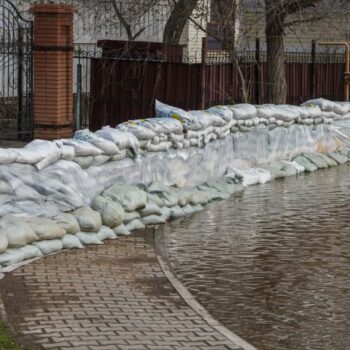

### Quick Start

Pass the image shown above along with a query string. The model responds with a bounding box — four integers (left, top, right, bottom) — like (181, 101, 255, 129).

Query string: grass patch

(0, 321, 23, 350)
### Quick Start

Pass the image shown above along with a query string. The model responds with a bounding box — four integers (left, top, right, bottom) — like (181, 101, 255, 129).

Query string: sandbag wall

(1, 98, 350, 268)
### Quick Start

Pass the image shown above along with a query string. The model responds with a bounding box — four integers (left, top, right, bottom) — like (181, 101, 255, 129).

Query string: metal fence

(74, 43, 346, 131)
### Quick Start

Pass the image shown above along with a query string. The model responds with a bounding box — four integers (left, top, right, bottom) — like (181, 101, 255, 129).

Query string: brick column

(32, 4, 74, 140)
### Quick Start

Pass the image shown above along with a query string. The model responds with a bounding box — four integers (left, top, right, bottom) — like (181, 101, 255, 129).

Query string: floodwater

(163, 164, 350, 350)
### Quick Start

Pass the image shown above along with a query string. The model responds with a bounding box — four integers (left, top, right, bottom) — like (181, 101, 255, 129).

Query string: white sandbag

(142, 118, 183, 135)
(207, 106, 233, 122)
(171, 206, 185, 219)
(12, 148, 45, 164)
(126, 218, 145, 231)
(0, 249, 25, 267)
(191, 204, 204, 213)
(169, 133, 185, 142)
(111, 150, 127, 161)
(189, 111, 226, 128)
(160, 207, 172, 221)
(91, 196, 125, 228)
(142, 215, 166, 225)
(50, 213, 80, 234)
(0, 215, 38, 248)
(27, 217, 66, 240)
(73, 156, 94, 169)
(33, 239, 63, 255)
(303, 98, 346, 115)
(226, 167, 271, 187)
(139, 203, 162, 217)
(146, 141, 172, 152)
(276, 105, 300, 122)
(190, 189, 211, 205)
(0, 231, 8, 253)
(229, 104, 257, 120)
(58, 139, 103, 156)
(74, 129, 121, 155)
(76, 231, 103, 245)
(20, 245, 43, 260)
(102, 184, 148, 212)
(61, 234, 84, 249)
(113, 224, 130, 236)
(92, 155, 111, 166)
(0, 180, 12, 195)
(72, 207, 102, 233)
(97, 226, 117, 241)
(116, 121, 157, 140)
(95, 126, 140, 154)
(147, 193, 164, 208)
(24, 140, 62, 170)
(0, 149, 17, 164)
(283, 161, 305, 174)
(57, 144, 75, 161)
(183, 204, 195, 215)
(124, 211, 141, 224)
(299, 104, 322, 119)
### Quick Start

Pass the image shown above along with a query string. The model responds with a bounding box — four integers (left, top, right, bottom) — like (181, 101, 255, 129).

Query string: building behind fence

(74, 40, 346, 131)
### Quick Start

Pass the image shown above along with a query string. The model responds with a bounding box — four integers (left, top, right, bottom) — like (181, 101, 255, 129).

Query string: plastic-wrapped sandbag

(27, 217, 66, 240)
(20, 245, 43, 260)
(116, 121, 157, 140)
(142, 215, 166, 225)
(0, 231, 8, 253)
(33, 239, 63, 255)
(96, 126, 140, 149)
(0, 149, 18, 165)
(276, 105, 300, 122)
(97, 226, 117, 241)
(0, 216, 38, 248)
(91, 196, 125, 228)
(102, 184, 147, 212)
(0, 249, 26, 267)
(299, 104, 322, 119)
(74, 129, 121, 155)
(189, 111, 226, 128)
(72, 207, 102, 233)
(57, 139, 103, 156)
(142, 118, 183, 135)
(61, 234, 84, 249)
(293, 155, 318, 172)
(229, 104, 257, 120)
(113, 224, 130, 236)
(303, 98, 347, 115)
(76, 232, 103, 245)
(126, 218, 145, 231)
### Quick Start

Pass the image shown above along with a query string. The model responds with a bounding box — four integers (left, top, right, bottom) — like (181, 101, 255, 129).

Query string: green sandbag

(303, 153, 328, 169)
(318, 154, 337, 167)
(327, 152, 348, 165)
(293, 156, 318, 172)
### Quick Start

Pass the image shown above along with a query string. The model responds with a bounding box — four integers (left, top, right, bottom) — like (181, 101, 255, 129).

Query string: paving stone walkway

(0, 230, 244, 350)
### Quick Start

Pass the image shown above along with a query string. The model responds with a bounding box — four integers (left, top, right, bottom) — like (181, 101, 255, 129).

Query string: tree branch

(111, 0, 134, 40)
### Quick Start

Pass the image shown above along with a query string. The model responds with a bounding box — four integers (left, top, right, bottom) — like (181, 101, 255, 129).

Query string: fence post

(75, 62, 82, 130)
(200, 37, 207, 110)
(311, 40, 316, 98)
(32, 4, 74, 140)
(255, 38, 260, 104)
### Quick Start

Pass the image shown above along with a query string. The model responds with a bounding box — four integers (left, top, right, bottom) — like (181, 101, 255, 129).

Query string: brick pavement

(0, 229, 244, 350)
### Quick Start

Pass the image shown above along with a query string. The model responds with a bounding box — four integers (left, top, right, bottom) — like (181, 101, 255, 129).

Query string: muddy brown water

(163, 164, 350, 350)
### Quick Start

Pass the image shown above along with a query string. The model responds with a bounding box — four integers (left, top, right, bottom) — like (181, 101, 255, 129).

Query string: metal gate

(0, 0, 33, 140)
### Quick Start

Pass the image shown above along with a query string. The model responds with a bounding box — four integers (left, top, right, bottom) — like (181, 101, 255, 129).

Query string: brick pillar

(32, 4, 74, 140)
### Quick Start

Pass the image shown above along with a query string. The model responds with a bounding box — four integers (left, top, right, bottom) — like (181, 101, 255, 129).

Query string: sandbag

(191, 204, 204, 213)
(72, 207, 102, 233)
(0, 180, 13, 195)
(183, 204, 195, 216)
(33, 239, 63, 255)
(27, 217, 66, 240)
(0, 215, 38, 248)
(92, 155, 111, 166)
(57, 144, 75, 161)
(97, 226, 117, 241)
(61, 234, 84, 249)
(116, 121, 157, 140)
(293, 156, 318, 172)
(146, 141, 172, 152)
(142, 118, 183, 135)
(190, 189, 211, 205)
(124, 211, 141, 224)
(327, 152, 348, 164)
(126, 218, 145, 231)
(73, 156, 94, 169)
(0, 231, 8, 253)
(0, 149, 17, 165)
(141, 215, 166, 226)
(0, 249, 26, 267)
(160, 207, 172, 221)
(102, 184, 148, 212)
(12, 148, 45, 164)
(207, 106, 233, 122)
(20, 245, 43, 260)
(229, 104, 257, 120)
(318, 154, 338, 167)
(58, 139, 103, 156)
(50, 213, 80, 234)
(303, 153, 329, 169)
(74, 129, 121, 155)
(147, 193, 164, 207)
(171, 206, 185, 219)
(75, 232, 103, 245)
(139, 203, 162, 217)
(226, 167, 271, 186)
(113, 224, 130, 236)
(91, 196, 125, 228)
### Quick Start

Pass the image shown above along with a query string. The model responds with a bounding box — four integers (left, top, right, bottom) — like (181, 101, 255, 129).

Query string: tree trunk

(163, 0, 198, 45)
(265, 8, 287, 104)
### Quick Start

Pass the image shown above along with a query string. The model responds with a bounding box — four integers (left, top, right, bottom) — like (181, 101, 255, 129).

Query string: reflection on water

(163, 164, 350, 350)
